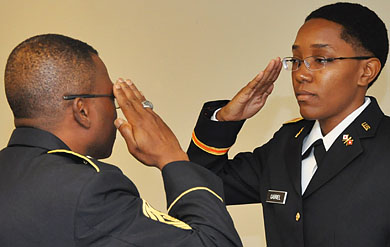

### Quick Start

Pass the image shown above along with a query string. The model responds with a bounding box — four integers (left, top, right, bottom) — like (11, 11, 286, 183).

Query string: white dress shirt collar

(302, 97, 371, 154)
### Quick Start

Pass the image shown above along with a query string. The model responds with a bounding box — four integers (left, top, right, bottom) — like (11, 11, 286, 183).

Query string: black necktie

(302, 139, 326, 166)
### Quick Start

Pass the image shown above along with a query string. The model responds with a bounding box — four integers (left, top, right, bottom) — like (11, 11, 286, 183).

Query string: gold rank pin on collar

(361, 122, 371, 131)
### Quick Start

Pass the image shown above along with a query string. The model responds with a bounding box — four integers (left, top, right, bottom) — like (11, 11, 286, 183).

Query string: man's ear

(358, 58, 381, 87)
(72, 98, 91, 128)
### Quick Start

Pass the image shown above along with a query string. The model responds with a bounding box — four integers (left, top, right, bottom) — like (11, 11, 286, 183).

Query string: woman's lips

(295, 90, 316, 101)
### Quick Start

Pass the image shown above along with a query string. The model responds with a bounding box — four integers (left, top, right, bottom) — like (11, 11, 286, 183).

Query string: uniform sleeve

(187, 101, 268, 205)
(74, 161, 242, 247)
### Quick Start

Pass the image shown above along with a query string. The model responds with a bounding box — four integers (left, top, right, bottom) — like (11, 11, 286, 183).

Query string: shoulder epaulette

(283, 117, 304, 125)
(47, 149, 100, 172)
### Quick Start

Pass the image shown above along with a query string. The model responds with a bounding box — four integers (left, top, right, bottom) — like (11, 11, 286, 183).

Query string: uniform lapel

(285, 121, 314, 195)
(303, 97, 383, 198)
(303, 126, 363, 198)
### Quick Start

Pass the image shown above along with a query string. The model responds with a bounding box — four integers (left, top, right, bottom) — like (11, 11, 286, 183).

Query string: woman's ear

(359, 57, 381, 87)
(72, 98, 91, 128)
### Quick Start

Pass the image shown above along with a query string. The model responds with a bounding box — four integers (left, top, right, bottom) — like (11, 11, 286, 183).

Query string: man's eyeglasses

(282, 56, 375, 72)
(63, 94, 120, 109)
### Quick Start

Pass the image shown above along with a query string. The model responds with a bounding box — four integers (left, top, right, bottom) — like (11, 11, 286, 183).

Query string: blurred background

(1, 1, 389, 246)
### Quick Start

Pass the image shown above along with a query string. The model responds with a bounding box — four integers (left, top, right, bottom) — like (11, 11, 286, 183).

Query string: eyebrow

(292, 44, 334, 50)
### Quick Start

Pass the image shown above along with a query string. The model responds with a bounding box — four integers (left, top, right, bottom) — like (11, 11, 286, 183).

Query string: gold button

(295, 212, 301, 222)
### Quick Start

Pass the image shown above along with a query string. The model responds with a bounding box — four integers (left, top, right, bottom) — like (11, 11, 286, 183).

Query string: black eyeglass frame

(282, 56, 375, 72)
(63, 94, 120, 109)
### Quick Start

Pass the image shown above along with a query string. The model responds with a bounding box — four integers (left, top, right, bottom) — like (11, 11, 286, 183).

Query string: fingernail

(114, 118, 124, 129)
(118, 78, 124, 83)
(125, 79, 133, 86)
(114, 82, 121, 89)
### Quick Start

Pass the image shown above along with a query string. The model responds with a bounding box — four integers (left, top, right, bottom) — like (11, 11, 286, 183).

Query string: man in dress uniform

(188, 2, 389, 247)
(0, 34, 242, 246)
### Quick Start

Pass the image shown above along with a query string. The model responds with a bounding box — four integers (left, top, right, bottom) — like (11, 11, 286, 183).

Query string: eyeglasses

(63, 94, 120, 109)
(282, 56, 375, 72)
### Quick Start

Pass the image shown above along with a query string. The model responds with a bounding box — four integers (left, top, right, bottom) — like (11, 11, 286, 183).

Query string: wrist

(216, 107, 228, 121)
(217, 107, 236, 121)
(157, 151, 189, 170)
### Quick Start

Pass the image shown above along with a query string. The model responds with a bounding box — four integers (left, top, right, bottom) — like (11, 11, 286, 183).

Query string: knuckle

(122, 100, 133, 108)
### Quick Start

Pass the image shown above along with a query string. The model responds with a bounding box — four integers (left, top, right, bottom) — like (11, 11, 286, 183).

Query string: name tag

(266, 190, 287, 204)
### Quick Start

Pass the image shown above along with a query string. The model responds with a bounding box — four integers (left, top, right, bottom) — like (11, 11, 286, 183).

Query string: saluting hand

(217, 57, 282, 121)
(113, 79, 188, 170)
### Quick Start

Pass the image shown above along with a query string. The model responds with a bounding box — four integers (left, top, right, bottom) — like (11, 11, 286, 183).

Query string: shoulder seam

(47, 149, 100, 172)
(283, 117, 304, 125)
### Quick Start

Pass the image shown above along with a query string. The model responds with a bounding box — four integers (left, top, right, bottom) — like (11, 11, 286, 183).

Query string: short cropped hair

(306, 2, 389, 87)
(5, 34, 98, 120)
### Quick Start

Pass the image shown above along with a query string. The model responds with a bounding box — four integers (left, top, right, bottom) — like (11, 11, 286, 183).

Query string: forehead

(293, 18, 353, 53)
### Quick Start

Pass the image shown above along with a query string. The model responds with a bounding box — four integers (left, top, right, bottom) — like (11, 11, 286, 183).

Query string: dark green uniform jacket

(188, 97, 390, 247)
(0, 127, 242, 247)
